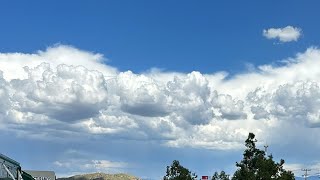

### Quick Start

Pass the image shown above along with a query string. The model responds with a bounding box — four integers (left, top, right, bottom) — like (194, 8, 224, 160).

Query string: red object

(202, 176, 209, 180)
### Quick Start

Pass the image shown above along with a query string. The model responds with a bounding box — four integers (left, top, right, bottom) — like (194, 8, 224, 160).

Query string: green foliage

(212, 171, 230, 180)
(163, 160, 197, 180)
(232, 133, 295, 180)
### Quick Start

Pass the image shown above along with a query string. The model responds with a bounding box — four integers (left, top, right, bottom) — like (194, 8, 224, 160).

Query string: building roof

(22, 171, 35, 180)
(0, 153, 20, 167)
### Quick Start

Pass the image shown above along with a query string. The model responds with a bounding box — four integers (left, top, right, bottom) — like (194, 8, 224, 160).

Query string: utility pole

(301, 169, 311, 180)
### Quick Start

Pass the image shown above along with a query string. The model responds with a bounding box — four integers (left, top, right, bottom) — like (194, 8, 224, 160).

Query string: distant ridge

(295, 175, 319, 180)
(57, 172, 140, 180)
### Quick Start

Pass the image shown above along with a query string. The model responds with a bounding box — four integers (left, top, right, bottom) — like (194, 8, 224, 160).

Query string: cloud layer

(1, 45, 320, 152)
(263, 26, 301, 42)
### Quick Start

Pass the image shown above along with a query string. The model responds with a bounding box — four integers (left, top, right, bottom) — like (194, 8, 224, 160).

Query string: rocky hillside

(57, 172, 140, 180)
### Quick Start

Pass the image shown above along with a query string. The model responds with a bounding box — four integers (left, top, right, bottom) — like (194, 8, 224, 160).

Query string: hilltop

(57, 172, 140, 180)
(295, 176, 319, 180)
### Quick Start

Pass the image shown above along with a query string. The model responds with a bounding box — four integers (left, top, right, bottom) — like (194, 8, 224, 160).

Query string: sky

(1, 0, 320, 179)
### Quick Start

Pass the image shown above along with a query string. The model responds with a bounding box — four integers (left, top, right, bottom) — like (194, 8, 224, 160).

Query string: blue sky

(1, 1, 320, 179)
(1, 0, 319, 73)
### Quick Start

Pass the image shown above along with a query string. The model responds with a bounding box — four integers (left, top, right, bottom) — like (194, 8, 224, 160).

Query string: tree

(212, 171, 230, 180)
(232, 133, 295, 180)
(163, 160, 197, 180)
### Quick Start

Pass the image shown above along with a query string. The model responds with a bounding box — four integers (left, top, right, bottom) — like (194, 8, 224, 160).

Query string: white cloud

(263, 26, 301, 42)
(3, 45, 320, 152)
(248, 81, 320, 127)
(9, 63, 109, 122)
(0, 44, 117, 80)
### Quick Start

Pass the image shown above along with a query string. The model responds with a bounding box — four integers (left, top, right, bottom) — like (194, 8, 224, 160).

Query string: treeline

(163, 133, 295, 180)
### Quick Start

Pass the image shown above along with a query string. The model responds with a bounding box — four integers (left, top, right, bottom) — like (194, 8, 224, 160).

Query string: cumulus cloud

(3, 45, 320, 151)
(263, 26, 301, 42)
(0, 44, 117, 80)
(248, 81, 320, 127)
(9, 63, 108, 122)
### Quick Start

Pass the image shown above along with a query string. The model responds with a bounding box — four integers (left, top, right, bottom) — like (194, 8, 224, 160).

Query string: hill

(57, 172, 140, 180)
(295, 176, 319, 180)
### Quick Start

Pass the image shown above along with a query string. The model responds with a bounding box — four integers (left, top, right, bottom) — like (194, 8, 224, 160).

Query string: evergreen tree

(212, 171, 230, 180)
(163, 160, 197, 180)
(232, 133, 295, 180)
